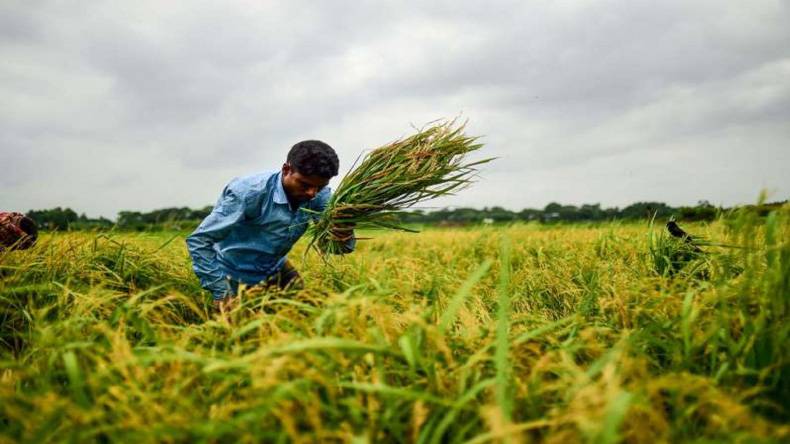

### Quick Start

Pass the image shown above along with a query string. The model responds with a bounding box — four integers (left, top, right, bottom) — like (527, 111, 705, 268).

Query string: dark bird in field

(666, 220, 703, 252)
(667, 220, 690, 239)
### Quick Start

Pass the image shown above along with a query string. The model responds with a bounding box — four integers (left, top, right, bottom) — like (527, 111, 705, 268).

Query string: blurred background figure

(0, 212, 38, 251)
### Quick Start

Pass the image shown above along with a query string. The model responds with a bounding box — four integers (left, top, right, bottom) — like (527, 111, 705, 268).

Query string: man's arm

(185, 184, 247, 300)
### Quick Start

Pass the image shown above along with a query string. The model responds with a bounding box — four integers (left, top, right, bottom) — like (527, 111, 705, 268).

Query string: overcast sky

(1, 0, 789, 218)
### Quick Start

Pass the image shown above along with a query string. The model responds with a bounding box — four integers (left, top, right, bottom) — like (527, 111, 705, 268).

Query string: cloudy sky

(1, 0, 789, 218)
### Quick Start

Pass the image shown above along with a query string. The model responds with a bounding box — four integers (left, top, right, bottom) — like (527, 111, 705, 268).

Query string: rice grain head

(308, 119, 491, 254)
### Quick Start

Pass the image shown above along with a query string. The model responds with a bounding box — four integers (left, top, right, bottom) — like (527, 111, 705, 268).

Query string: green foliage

(308, 119, 490, 254)
(0, 210, 788, 442)
(23, 201, 785, 233)
(25, 207, 80, 231)
(647, 230, 706, 277)
(117, 207, 212, 231)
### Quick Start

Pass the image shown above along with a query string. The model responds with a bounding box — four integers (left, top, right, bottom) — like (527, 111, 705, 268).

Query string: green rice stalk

(494, 236, 512, 422)
(307, 119, 491, 254)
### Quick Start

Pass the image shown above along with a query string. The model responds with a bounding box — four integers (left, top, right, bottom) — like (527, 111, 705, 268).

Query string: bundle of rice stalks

(308, 119, 490, 254)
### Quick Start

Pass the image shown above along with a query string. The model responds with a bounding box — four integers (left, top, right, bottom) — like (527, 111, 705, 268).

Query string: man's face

(281, 163, 330, 204)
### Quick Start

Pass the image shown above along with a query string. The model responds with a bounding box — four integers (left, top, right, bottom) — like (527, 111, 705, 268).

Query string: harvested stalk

(308, 119, 490, 254)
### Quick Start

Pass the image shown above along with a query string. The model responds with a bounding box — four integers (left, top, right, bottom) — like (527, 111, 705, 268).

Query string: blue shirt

(186, 170, 354, 299)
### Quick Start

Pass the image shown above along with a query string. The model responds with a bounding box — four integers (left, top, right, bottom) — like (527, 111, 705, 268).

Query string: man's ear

(282, 163, 291, 176)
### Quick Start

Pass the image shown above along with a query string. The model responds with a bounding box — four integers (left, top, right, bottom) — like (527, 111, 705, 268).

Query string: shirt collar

(273, 171, 289, 205)
(273, 170, 318, 210)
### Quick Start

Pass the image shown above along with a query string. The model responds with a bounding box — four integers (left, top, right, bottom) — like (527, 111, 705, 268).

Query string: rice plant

(308, 119, 490, 254)
(0, 207, 788, 442)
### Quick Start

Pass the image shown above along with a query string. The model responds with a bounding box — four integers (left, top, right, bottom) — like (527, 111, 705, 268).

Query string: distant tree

(518, 208, 541, 221)
(620, 202, 673, 220)
(677, 201, 718, 222)
(26, 207, 79, 230)
(578, 204, 604, 221)
(544, 202, 563, 213)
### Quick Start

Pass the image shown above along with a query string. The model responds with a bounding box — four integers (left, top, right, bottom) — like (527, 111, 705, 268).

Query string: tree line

(22, 200, 786, 231)
(25, 207, 212, 231)
(401, 201, 722, 224)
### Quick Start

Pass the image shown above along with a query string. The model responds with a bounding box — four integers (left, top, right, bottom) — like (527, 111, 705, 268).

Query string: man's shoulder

(307, 186, 333, 211)
(227, 171, 279, 195)
(223, 171, 279, 218)
(316, 187, 331, 200)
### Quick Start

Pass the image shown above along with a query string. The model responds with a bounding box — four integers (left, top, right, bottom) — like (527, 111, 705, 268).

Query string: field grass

(1, 209, 788, 443)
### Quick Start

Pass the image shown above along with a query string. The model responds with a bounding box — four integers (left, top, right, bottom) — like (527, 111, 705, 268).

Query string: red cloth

(0, 212, 35, 250)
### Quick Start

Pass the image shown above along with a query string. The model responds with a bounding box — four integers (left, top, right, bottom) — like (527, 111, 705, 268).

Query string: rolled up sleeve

(186, 184, 246, 299)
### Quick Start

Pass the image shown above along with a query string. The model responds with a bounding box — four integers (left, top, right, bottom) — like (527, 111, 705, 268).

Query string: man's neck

(280, 177, 300, 212)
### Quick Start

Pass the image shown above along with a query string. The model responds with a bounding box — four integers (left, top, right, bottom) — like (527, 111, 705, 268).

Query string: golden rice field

(1, 209, 788, 443)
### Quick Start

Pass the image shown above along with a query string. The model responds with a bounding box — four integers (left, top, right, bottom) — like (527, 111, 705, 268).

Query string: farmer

(0, 212, 38, 251)
(186, 140, 355, 311)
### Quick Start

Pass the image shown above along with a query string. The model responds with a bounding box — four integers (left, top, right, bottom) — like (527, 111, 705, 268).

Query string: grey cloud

(0, 6, 37, 42)
(379, 1, 790, 107)
(1, 0, 788, 218)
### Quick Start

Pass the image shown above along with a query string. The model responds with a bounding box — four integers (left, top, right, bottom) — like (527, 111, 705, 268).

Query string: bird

(666, 218, 702, 252)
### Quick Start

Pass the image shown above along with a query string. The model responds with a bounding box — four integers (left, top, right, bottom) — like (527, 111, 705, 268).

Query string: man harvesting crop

(186, 141, 355, 311)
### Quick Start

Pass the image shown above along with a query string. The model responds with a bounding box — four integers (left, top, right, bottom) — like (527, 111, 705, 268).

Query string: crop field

(0, 210, 788, 443)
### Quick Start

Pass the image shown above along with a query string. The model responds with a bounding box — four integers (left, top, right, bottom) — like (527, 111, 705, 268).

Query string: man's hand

(327, 222, 356, 254)
(329, 222, 355, 242)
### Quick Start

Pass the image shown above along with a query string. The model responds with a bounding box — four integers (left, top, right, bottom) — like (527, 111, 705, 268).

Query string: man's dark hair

(287, 140, 339, 178)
